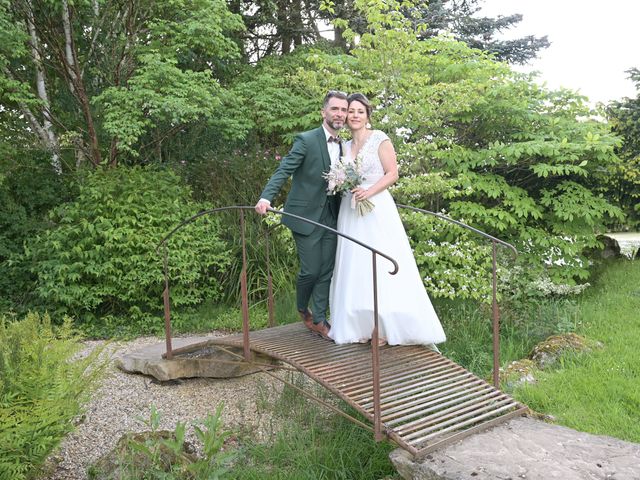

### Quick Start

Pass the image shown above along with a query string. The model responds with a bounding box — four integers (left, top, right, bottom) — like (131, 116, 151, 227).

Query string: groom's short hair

(323, 90, 348, 107)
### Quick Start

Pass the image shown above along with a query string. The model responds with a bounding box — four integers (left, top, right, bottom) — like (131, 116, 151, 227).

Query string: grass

(435, 296, 579, 380)
(71, 258, 638, 478)
(233, 374, 398, 480)
(511, 259, 640, 443)
(81, 290, 303, 340)
(173, 290, 301, 335)
(227, 259, 639, 479)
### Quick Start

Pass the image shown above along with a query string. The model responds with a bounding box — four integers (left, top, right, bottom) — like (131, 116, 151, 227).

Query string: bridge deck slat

(205, 322, 526, 455)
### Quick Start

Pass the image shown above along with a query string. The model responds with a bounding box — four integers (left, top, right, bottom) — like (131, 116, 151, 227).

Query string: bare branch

(82, 5, 109, 78)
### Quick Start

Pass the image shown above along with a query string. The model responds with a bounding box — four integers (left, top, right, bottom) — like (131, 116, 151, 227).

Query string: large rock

(599, 232, 640, 259)
(115, 337, 278, 381)
(499, 333, 603, 388)
(390, 416, 640, 480)
(529, 333, 600, 370)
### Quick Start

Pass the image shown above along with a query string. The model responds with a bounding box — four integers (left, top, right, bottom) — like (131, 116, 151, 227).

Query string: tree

(242, 0, 622, 299)
(227, 0, 327, 60)
(0, 0, 244, 169)
(605, 68, 640, 228)
(228, 0, 548, 63)
(405, 0, 550, 65)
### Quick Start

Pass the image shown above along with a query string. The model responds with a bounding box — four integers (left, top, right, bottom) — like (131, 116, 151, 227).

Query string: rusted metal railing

(157, 203, 517, 443)
(396, 205, 517, 388)
(157, 205, 398, 440)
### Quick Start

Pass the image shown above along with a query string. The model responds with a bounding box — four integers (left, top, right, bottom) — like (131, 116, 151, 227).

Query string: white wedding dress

(328, 130, 446, 346)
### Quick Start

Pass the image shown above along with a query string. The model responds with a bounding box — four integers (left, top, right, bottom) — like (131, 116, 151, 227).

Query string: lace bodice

(345, 130, 390, 188)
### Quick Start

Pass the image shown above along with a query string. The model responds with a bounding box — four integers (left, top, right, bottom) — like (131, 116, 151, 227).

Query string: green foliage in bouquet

(0, 313, 104, 480)
(23, 167, 232, 328)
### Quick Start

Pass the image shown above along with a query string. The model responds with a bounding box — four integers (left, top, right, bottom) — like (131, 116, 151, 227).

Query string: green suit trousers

(292, 203, 337, 324)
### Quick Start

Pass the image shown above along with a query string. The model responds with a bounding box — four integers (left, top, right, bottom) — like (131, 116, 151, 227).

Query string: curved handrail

(396, 203, 517, 388)
(158, 203, 518, 441)
(158, 204, 399, 442)
(396, 204, 517, 257)
(157, 205, 398, 273)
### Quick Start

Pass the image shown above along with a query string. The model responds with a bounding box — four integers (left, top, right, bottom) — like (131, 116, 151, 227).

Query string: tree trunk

(61, 0, 77, 94)
(227, 0, 241, 14)
(60, 0, 103, 167)
(109, 137, 119, 167)
(291, 0, 302, 47)
(334, 25, 348, 50)
(25, 0, 62, 174)
(277, 0, 291, 54)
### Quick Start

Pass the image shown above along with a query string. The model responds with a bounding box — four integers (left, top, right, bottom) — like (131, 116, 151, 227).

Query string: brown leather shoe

(311, 320, 331, 340)
(298, 309, 314, 331)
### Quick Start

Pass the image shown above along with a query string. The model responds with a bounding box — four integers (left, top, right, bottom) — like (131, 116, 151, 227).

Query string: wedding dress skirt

(328, 131, 446, 346)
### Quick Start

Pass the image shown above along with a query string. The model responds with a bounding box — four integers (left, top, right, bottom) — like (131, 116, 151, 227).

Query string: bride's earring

(366, 122, 371, 129)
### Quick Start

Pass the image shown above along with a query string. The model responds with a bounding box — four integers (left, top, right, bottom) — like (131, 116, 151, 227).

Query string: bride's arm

(352, 139, 399, 201)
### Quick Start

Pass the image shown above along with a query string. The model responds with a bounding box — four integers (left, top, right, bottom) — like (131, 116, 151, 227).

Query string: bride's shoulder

(371, 129, 390, 143)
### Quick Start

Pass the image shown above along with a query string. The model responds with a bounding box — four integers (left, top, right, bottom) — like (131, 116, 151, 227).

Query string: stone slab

(390, 416, 640, 480)
(599, 232, 640, 259)
(115, 336, 278, 381)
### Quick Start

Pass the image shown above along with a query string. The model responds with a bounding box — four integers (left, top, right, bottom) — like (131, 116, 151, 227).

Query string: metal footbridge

(157, 206, 527, 457)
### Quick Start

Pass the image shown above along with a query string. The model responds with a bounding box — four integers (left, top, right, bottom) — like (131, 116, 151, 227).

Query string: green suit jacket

(260, 127, 340, 235)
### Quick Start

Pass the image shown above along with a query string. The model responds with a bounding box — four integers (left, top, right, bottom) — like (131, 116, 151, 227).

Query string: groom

(255, 90, 348, 339)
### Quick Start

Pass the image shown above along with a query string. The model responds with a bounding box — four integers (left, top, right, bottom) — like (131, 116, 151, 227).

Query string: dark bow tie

(328, 135, 342, 143)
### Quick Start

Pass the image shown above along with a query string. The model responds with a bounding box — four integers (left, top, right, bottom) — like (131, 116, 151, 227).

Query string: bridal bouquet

(323, 155, 375, 216)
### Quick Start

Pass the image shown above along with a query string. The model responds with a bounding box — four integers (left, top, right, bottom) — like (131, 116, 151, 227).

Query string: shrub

(178, 144, 299, 305)
(399, 208, 496, 301)
(0, 151, 75, 311)
(218, 211, 297, 305)
(294, 14, 625, 297)
(88, 404, 235, 480)
(0, 312, 104, 480)
(23, 167, 232, 329)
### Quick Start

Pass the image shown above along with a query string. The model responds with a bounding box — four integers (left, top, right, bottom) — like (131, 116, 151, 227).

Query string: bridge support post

(492, 241, 500, 388)
(162, 245, 173, 360)
(240, 210, 251, 362)
(372, 254, 383, 441)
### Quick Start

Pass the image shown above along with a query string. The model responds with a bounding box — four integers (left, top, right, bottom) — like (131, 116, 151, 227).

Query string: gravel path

(39, 336, 284, 480)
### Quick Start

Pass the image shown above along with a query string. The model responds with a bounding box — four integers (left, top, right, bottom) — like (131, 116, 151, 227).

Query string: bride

(328, 93, 446, 347)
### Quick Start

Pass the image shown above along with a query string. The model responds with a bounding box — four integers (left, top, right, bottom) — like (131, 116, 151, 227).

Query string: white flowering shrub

(400, 209, 496, 302)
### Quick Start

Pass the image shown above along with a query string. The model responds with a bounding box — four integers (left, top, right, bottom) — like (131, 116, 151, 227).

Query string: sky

(478, 0, 640, 105)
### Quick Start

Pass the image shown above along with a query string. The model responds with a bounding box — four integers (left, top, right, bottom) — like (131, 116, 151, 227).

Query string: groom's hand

(255, 199, 270, 215)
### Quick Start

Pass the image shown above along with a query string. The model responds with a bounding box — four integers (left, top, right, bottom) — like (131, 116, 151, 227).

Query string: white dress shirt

(323, 126, 341, 166)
